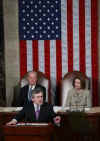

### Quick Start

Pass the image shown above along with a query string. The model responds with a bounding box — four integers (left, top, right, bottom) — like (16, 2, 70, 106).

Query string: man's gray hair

(27, 71, 37, 78)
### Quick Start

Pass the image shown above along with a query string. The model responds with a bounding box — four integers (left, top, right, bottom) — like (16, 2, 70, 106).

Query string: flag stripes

(85, 0, 92, 77)
(73, 0, 79, 71)
(32, 40, 38, 71)
(91, 0, 98, 106)
(79, 0, 86, 73)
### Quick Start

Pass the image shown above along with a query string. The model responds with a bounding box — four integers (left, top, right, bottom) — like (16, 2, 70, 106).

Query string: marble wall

(3, 0, 20, 106)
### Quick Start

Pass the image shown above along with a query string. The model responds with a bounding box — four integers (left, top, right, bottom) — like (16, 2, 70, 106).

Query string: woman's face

(74, 79, 81, 90)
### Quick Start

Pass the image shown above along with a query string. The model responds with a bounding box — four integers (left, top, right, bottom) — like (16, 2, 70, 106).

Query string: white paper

(16, 123, 48, 126)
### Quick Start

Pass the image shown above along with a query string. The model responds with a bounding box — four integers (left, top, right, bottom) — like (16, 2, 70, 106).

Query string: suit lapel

(29, 104, 37, 121)
(38, 104, 45, 121)
(24, 85, 29, 97)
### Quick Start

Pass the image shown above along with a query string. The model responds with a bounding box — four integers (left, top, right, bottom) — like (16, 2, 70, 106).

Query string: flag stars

(26, 5, 30, 8)
(24, 35, 26, 38)
(43, 22, 46, 25)
(31, 27, 34, 30)
(43, 5, 46, 8)
(23, 26, 26, 30)
(35, 13, 38, 17)
(31, 9, 34, 13)
(30, 1, 33, 4)
(43, 30, 46, 34)
(47, 9, 50, 13)
(39, 26, 42, 30)
(51, 5, 54, 8)
(48, 35, 50, 38)
(56, 9, 58, 12)
(39, 9, 42, 13)
(55, 1, 58, 4)
(27, 22, 30, 25)
(47, 26, 50, 30)
(51, 22, 54, 25)
(39, 18, 42, 21)
(40, 35, 42, 38)
(35, 22, 38, 25)
(22, 9, 25, 13)
(56, 18, 58, 21)
(32, 35, 34, 38)
(22, 1, 25, 4)
(31, 18, 34, 21)
(43, 13, 46, 17)
(47, 1, 50, 4)
(51, 13, 54, 17)
(51, 30, 55, 33)
(39, 1, 42, 4)
(56, 26, 58, 29)
(27, 31, 30, 34)
(22, 18, 25, 21)
(47, 18, 50, 21)
(56, 34, 59, 38)
(35, 5, 38, 8)
(35, 30, 38, 34)
(27, 14, 29, 17)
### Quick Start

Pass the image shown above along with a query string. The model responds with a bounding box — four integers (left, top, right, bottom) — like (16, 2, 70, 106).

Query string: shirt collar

(29, 85, 36, 90)
(34, 103, 40, 111)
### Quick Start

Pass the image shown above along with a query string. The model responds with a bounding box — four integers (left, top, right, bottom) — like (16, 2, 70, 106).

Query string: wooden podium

(1, 107, 100, 141)
(3, 123, 54, 141)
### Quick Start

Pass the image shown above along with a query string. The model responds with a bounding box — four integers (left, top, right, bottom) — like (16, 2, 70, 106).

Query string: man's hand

(6, 119, 17, 126)
(53, 116, 61, 124)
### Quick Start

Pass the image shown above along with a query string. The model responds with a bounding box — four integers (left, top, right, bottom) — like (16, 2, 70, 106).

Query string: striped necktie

(28, 87, 32, 101)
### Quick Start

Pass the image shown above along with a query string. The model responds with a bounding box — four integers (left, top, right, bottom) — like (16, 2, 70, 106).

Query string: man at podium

(6, 87, 61, 125)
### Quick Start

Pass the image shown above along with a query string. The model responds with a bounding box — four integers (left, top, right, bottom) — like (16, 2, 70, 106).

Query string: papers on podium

(16, 123, 48, 126)
(53, 106, 91, 113)
(0, 107, 23, 112)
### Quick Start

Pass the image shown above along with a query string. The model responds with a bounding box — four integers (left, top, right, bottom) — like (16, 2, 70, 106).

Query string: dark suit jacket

(15, 102, 56, 123)
(16, 84, 46, 107)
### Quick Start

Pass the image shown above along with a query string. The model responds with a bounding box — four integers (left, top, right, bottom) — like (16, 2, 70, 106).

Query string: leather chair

(12, 71, 50, 106)
(61, 71, 90, 107)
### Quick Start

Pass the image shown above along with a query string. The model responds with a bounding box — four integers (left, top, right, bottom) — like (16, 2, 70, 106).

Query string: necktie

(35, 105, 40, 120)
(28, 87, 32, 101)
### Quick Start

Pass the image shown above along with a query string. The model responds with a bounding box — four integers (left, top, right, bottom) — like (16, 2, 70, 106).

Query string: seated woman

(64, 76, 91, 109)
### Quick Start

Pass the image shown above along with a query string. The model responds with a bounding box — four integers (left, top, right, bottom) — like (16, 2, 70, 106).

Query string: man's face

(32, 92, 43, 105)
(27, 72, 37, 86)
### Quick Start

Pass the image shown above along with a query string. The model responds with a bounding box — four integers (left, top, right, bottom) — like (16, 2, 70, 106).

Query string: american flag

(18, 0, 98, 105)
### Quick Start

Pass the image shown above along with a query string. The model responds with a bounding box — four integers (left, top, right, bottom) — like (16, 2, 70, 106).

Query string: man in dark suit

(16, 71, 46, 107)
(7, 87, 61, 125)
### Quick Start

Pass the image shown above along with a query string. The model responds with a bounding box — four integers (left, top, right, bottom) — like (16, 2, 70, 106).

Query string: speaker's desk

(3, 123, 54, 141)
(1, 107, 100, 141)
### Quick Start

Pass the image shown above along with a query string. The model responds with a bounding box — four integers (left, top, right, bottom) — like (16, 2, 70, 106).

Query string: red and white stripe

(20, 0, 98, 106)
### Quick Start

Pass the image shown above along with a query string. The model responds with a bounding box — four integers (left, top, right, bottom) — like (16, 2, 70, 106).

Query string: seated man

(7, 87, 61, 125)
(16, 71, 46, 107)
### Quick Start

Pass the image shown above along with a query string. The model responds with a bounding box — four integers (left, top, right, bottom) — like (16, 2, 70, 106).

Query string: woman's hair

(72, 76, 86, 89)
